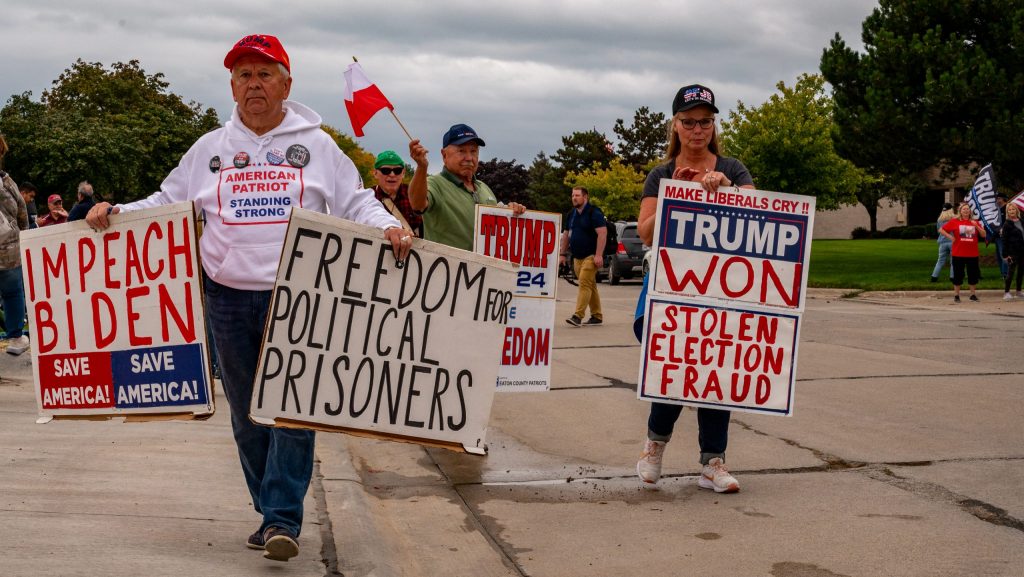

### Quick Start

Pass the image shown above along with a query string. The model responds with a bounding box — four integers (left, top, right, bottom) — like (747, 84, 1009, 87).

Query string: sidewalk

(2, 284, 1022, 576)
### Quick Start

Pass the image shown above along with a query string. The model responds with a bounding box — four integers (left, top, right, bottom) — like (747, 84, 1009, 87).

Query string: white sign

(638, 298, 798, 415)
(250, 208, 516, 454)
(475, 207, 560, 391)
(638, 181, 816, 416)
(648, 181, 815, 312)
(20, 202, 213, 422)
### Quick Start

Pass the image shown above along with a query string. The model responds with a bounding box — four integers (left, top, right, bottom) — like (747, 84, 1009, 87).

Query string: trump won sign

(638, 180, 814, 416)
(650, 182, 813, 312)
(21, 203, 213, 422)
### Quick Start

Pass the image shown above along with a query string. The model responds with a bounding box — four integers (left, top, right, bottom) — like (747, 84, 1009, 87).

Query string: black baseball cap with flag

(673, 84, 719, 115)
(442, 124, 486, 148)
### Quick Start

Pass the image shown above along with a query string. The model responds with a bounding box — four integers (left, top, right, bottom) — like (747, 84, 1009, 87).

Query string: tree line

(3, 1, 1023, 229)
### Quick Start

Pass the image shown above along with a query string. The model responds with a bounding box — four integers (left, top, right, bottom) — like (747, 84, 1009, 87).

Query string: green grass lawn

(808, 239, 1007, 291)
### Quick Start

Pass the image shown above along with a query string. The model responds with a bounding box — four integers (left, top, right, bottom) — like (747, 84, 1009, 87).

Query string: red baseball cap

(223, 34, 290, 73)
(47, 194, 63, 204)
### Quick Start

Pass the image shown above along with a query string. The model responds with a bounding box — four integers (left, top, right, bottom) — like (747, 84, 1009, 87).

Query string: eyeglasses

(378, 167, 404, 176)
(678, 118, 715, 130)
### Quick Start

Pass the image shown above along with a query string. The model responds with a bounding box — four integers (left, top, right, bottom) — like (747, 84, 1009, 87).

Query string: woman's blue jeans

(648, 402, 730, 465)
(0, 266, 26, 339)
(204, 275, 314, 537)
(932, 239, 953, 279)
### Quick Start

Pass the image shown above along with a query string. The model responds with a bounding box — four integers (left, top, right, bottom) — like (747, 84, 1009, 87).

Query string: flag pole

(352, 56, 414, 142)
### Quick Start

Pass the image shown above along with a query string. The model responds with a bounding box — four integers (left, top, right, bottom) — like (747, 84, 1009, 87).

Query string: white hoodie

(119, 100, 399, 290)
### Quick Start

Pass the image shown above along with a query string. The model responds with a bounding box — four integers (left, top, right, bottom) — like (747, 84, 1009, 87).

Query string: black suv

(602, 221, 646, 284)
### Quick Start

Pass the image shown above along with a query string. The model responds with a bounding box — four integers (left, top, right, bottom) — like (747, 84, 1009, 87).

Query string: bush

(900, 225, 929, 239)
(883, 226, 905, 238)
(851, 227, 872, 239)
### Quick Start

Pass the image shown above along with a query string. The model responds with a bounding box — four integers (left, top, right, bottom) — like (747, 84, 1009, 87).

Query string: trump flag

(965, 164, 1001, 235)
(344, 62, 393, 137)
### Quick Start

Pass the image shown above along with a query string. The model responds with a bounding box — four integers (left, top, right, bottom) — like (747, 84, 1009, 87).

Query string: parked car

(603, 221, 646, 284)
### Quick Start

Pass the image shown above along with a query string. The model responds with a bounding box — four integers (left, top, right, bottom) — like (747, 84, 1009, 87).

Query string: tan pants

(573, 256, 602, 320)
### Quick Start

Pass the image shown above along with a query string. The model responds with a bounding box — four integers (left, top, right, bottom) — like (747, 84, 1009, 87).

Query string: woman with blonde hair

(940, 203, 986, 303)
(931, 202, 957, 282)
(634, 84, 755, 493)
(1000, 202, 1024, 300)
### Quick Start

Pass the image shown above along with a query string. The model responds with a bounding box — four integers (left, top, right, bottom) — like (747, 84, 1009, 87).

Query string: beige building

(813, 201, 906, 239)
(813, 166, 977, 239)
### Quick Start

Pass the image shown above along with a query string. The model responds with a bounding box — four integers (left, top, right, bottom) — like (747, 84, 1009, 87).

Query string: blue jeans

(931, 239, 953, 279)
(204, 275, 314, 537)
(0, 267, 26, 339)
(648, 403, 730, 465)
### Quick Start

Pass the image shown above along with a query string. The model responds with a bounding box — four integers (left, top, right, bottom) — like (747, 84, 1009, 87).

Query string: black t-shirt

(642, 156, 754, 198)
(563, 203, 608, 259)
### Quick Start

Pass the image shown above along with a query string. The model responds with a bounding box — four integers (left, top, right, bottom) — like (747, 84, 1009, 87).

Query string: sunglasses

(377, 167, 404, 176)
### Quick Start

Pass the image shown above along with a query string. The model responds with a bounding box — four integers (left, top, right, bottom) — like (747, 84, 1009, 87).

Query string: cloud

(0, 0, 877, 168)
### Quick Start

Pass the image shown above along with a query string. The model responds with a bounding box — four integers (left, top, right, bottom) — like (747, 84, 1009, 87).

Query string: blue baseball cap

(442, 123, 486, 148)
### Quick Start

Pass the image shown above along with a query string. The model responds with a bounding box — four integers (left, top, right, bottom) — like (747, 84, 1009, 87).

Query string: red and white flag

(343, 62, 393, 137)
(1011, 190, 1024, 213)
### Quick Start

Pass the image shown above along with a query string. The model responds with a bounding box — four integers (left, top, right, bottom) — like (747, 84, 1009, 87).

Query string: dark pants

(1006, 253, 1024, 292)
(204, 275, 315, 537)
(0, 266, 25, 339)
(951, 256, 980, 286)
(647, 402, 730, 465)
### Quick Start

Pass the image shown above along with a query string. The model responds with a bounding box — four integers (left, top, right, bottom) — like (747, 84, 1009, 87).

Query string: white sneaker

(636, 439, 666, 484)
(698, 457, 740, 493)
(5, 335, 29, 356)
(1016, 291, 1024, 299)
(1005, 293, 1014, 301)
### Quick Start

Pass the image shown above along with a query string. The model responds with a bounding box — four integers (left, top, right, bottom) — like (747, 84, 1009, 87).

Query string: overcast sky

(1, 0, 878, 170)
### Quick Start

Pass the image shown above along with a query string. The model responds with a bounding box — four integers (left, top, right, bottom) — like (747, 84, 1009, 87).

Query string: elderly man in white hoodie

(87, 34, 411, 563)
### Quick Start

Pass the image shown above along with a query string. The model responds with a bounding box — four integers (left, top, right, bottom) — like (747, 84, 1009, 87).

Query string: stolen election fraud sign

(250, 209, 516, 454)
(638, 298, 799, 415)
(20, 202, 214, 422)
(474, 206, 560, 392)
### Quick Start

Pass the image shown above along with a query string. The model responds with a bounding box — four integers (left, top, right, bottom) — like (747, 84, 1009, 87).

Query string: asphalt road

(2, 281, 1022, 576)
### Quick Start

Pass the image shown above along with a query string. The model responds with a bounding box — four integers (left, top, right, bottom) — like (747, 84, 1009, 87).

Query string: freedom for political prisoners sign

(250, 208, 516, 454)
(20, 202, 213, 422)
(475, 207, 560, 392)
(648, 181, 815, 312)
(638, 180, 815, 416)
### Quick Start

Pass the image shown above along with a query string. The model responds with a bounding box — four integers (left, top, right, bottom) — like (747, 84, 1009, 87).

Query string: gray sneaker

(5, 336, 29, 356)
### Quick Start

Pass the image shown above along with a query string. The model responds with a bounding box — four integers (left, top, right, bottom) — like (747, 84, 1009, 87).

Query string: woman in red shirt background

(940, 203, 987, 303)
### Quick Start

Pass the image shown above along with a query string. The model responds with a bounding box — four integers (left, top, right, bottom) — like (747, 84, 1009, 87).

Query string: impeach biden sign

(21, 203, 214, 421)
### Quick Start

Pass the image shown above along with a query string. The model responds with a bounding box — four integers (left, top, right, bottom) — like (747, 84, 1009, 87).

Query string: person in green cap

(372, 150, 422, 237)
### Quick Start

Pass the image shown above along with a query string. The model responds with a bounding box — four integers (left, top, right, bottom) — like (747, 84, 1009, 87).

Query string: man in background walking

(560, 186, 606, 326)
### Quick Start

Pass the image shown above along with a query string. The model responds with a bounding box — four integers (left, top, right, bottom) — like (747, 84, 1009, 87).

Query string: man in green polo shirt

(408, 123, 525, 250)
